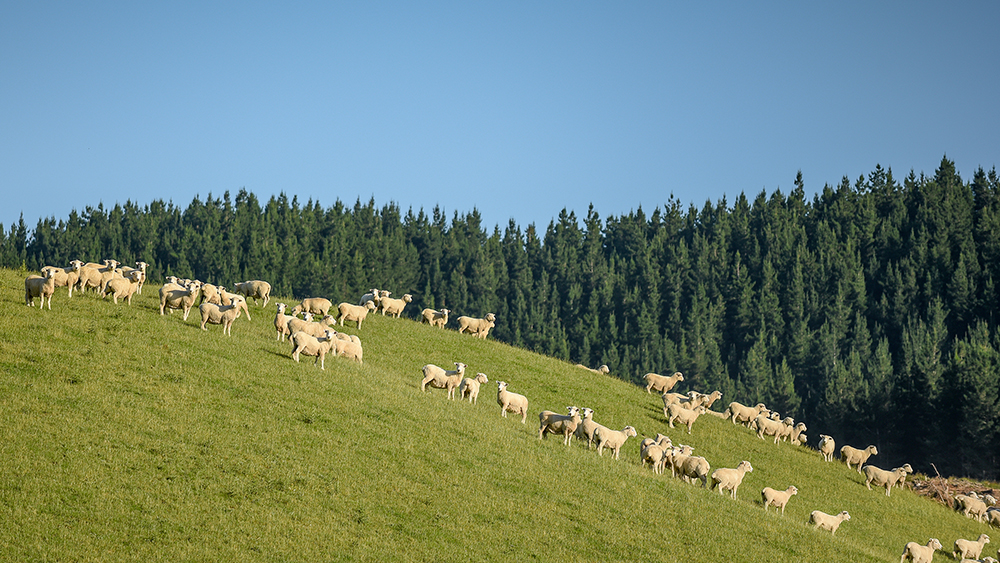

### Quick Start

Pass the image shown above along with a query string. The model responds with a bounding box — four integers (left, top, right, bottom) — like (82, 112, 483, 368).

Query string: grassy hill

(0, 267, 992, 562)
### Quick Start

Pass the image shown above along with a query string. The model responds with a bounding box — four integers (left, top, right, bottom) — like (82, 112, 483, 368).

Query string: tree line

(3, 156, 999, 480)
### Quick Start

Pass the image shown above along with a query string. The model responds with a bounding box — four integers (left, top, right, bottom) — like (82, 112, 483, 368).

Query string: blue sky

(3, 2, 998, 234)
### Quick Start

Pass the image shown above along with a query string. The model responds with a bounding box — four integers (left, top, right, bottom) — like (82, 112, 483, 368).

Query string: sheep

(794, 432, 808, 446)
(74, 262, 105, 294)
(458, 372, 489, 404)
(724, 401, 769, 426)
(576, 364, 610, 375)
(233, 280, 272, 308)
(639, 435, 673, 474)
(96, 264, 123, 294)
(643, 371, 684, 394)
(288, 313, 337, 339)
(710, 460, 754, 499)
(159, 281, 202, 320)
(988, 508, 1000, 528)
(809, 510, 851, 535)
(420, 308, 450, 328)
(665, 445, 695, 479)
(199, 295, 251, 335)
(862, 464, 913, 496)
(900, 538, 943, 563)
(840, 444, 878, 474)
(379, 293, 412, 317)
(678, 455, 711, 488)
(24, 269, 57, 309)
(358, 288, 381, 308)
(755, 414, 787, 443)
(496, 381, 528, 423)
(199, 283, 224, 305)
(786, 422, 807, 445)
(273, 303, 295, 341)
(41, 263, 80, 297)
(457, 313, 496, 339)
(420, 362, 467, 399)
(574, 408, 601, 449)
(818, 434, 836, 462)
(336, 301, 377, 329)
(667, 404, 708, 434)
(762, 485, 798, 515)
(334, 335, 364, 364)
(120, 261, 148, 294)
(102, 270, 142, 305)
(685, 390, 723, 410)
(290, 329, 338, 370)
(955, 535, 991, 561)
(291, 297, 333, 317)
(594, 425, 637, 459)
(956, 494, 989, 522)
(662, 392, 688, 416)
(538, 406, 582, 446)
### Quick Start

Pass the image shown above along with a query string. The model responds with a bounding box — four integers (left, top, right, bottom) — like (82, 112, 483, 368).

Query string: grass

(0, 266, 993, 562)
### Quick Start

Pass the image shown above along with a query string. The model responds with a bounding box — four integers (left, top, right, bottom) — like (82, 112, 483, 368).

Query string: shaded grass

(0, 267, 992, 562)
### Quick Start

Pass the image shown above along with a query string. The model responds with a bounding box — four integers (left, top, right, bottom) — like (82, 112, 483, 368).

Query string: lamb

(159, 281, 202, 320)
(710, 460, 754, 499)
(862, 464, 913, 496)
(818, 434, 836, 462)
(762, 485, 798, 515)
(335, 301, 377, 329)
(809, 510, 851, 535)
(643, 371, 684, 394)
(900, 538, 943, 563)
(273, 303, 295, 341)
(420, 308, 450, 328)
(574, 407, 601, 449)
(420, 362, 467, 399)
(291, 297, 333, 317)
(199, 295, 251, 335)
(538, 406, 582, 446)
(576, 364, 610, 375)
(233, 280, 272, 308)
(755, 414, 787, 443)
(594, 425, 637, 459)
(290, 329, 338, 370)
(334, 335, 364, 364)
(678, 455, 711, 488)
(102, 270, 142, 304)
(724, 401, 769, 426)
(840, 444, 878, 473)
(41, 264, 80, 297)
(24, 269, 57, 309)
(458, 372, 489, 404)
(379, 293, 412, 317)
(667, 404, 708, 434)
(956, 494, 989, 522)
(955, 534, 991, 561)
(457, 313, 496, 339)
(496, 381, 529, 423)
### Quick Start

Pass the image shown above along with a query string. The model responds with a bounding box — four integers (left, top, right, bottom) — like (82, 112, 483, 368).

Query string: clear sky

(3, 2, 999, 234)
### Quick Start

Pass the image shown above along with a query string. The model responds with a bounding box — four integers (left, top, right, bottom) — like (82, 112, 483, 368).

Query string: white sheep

(710, 460, 754, 499)
(379, 293, 412, 317)
(809, 510, 851, 535)
(678, 455, 711, 488)
(900, 538, 943, 563)
(594, 425, 637, 459)
(41, 263, 81, 297)
(358, 288, 381, 308)
(233, 280, 272, 308)
(665, 445, 695, 479)
(840, 444, 878, 474)
(987, 507, 1000, 528)
(24, 269, 57, 309)
(199, 295, 251, 335)
(574, 407, 601, 449)
(955, 535, 991, 561)
(724, 401, 769, 426)
(118, 261, 148, 294)
(863, 464, 913, 496)
(102, 270, 142, 305)
(73, 262, 105, 294)
(420, 362, 467, 399)
(291, 297, 333, 317)
(273, 303, 295, 341)
(576, 364, 610, 375)
(667, 404, 708, 434)
(420, 308, 450, 328)
(496, 381, 529, 423)
(334, 335, 364, 364)
(755, 414, 787, 443)
(684, 390, 723, 410)
(458, 372, 489, 404)
(661, 392, 688, 416)
(199, 283, 224, 305)
(786, 422, 807, 445)
(956, 494, 989, 522)
(639, 435, 673, 474)
(336, 301, 377, 329)
(290, 329, 338, 370)
(457, 313, 496, 339)
(538, 406, 582, 445)
(643, 371, 684, 394)
(818, 434, 836, 462)
(159, 281, 202, 320)
(288, 313, 337, 339)
(762, 485, 798, 515)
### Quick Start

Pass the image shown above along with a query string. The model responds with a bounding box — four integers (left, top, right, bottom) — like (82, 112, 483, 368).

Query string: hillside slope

(0, 267, 991, 562)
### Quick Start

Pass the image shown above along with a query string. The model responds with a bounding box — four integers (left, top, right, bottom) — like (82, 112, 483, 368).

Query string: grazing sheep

(900, 538, 943, 563)
(679, 455, 711, 488)
(24, 269, 57, 309)
(496, 381, 529, 423)
(643, 371, 684, 394)
(818, 435, 836, 462)
(103, 270, 142, 304)
(159, 281, 202, 320)
(420, 308, 451, 328)
(809, 510, 851, 535)
(840, 444, 878, 474)
(594, 425, 637, 459)
(290, 329, 338, 370)
(336, 301, 377, 329)
(420, 362, 467, 399)
(199, 296, 251, 335)
(863, 464, 913, 496)
(724, 401, 769, 426)
(379, 293, 412, 317)
(41, 263, 81, 297)
(458, 372, 489, 404)
(710, 460, 754, 499)
(291, 297, 333, 317)
(574, 407, 601, 449)
(762, 486, 798, 515)
(755, 414, 787, 443)
(334, 335, 364, 364)
(955, 535, 991, 561)
(457, 313, 496, 339)
(576, 364, 610, 375)
(956, 494, 990, 522)
(538, 406, 582, 446)
(667, 404, 708, 434)
(273, 303, 295, 341)
(233, 280, 272, 308)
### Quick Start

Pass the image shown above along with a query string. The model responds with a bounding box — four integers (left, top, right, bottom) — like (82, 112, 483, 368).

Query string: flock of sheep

(22, 260, 1000, 561)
